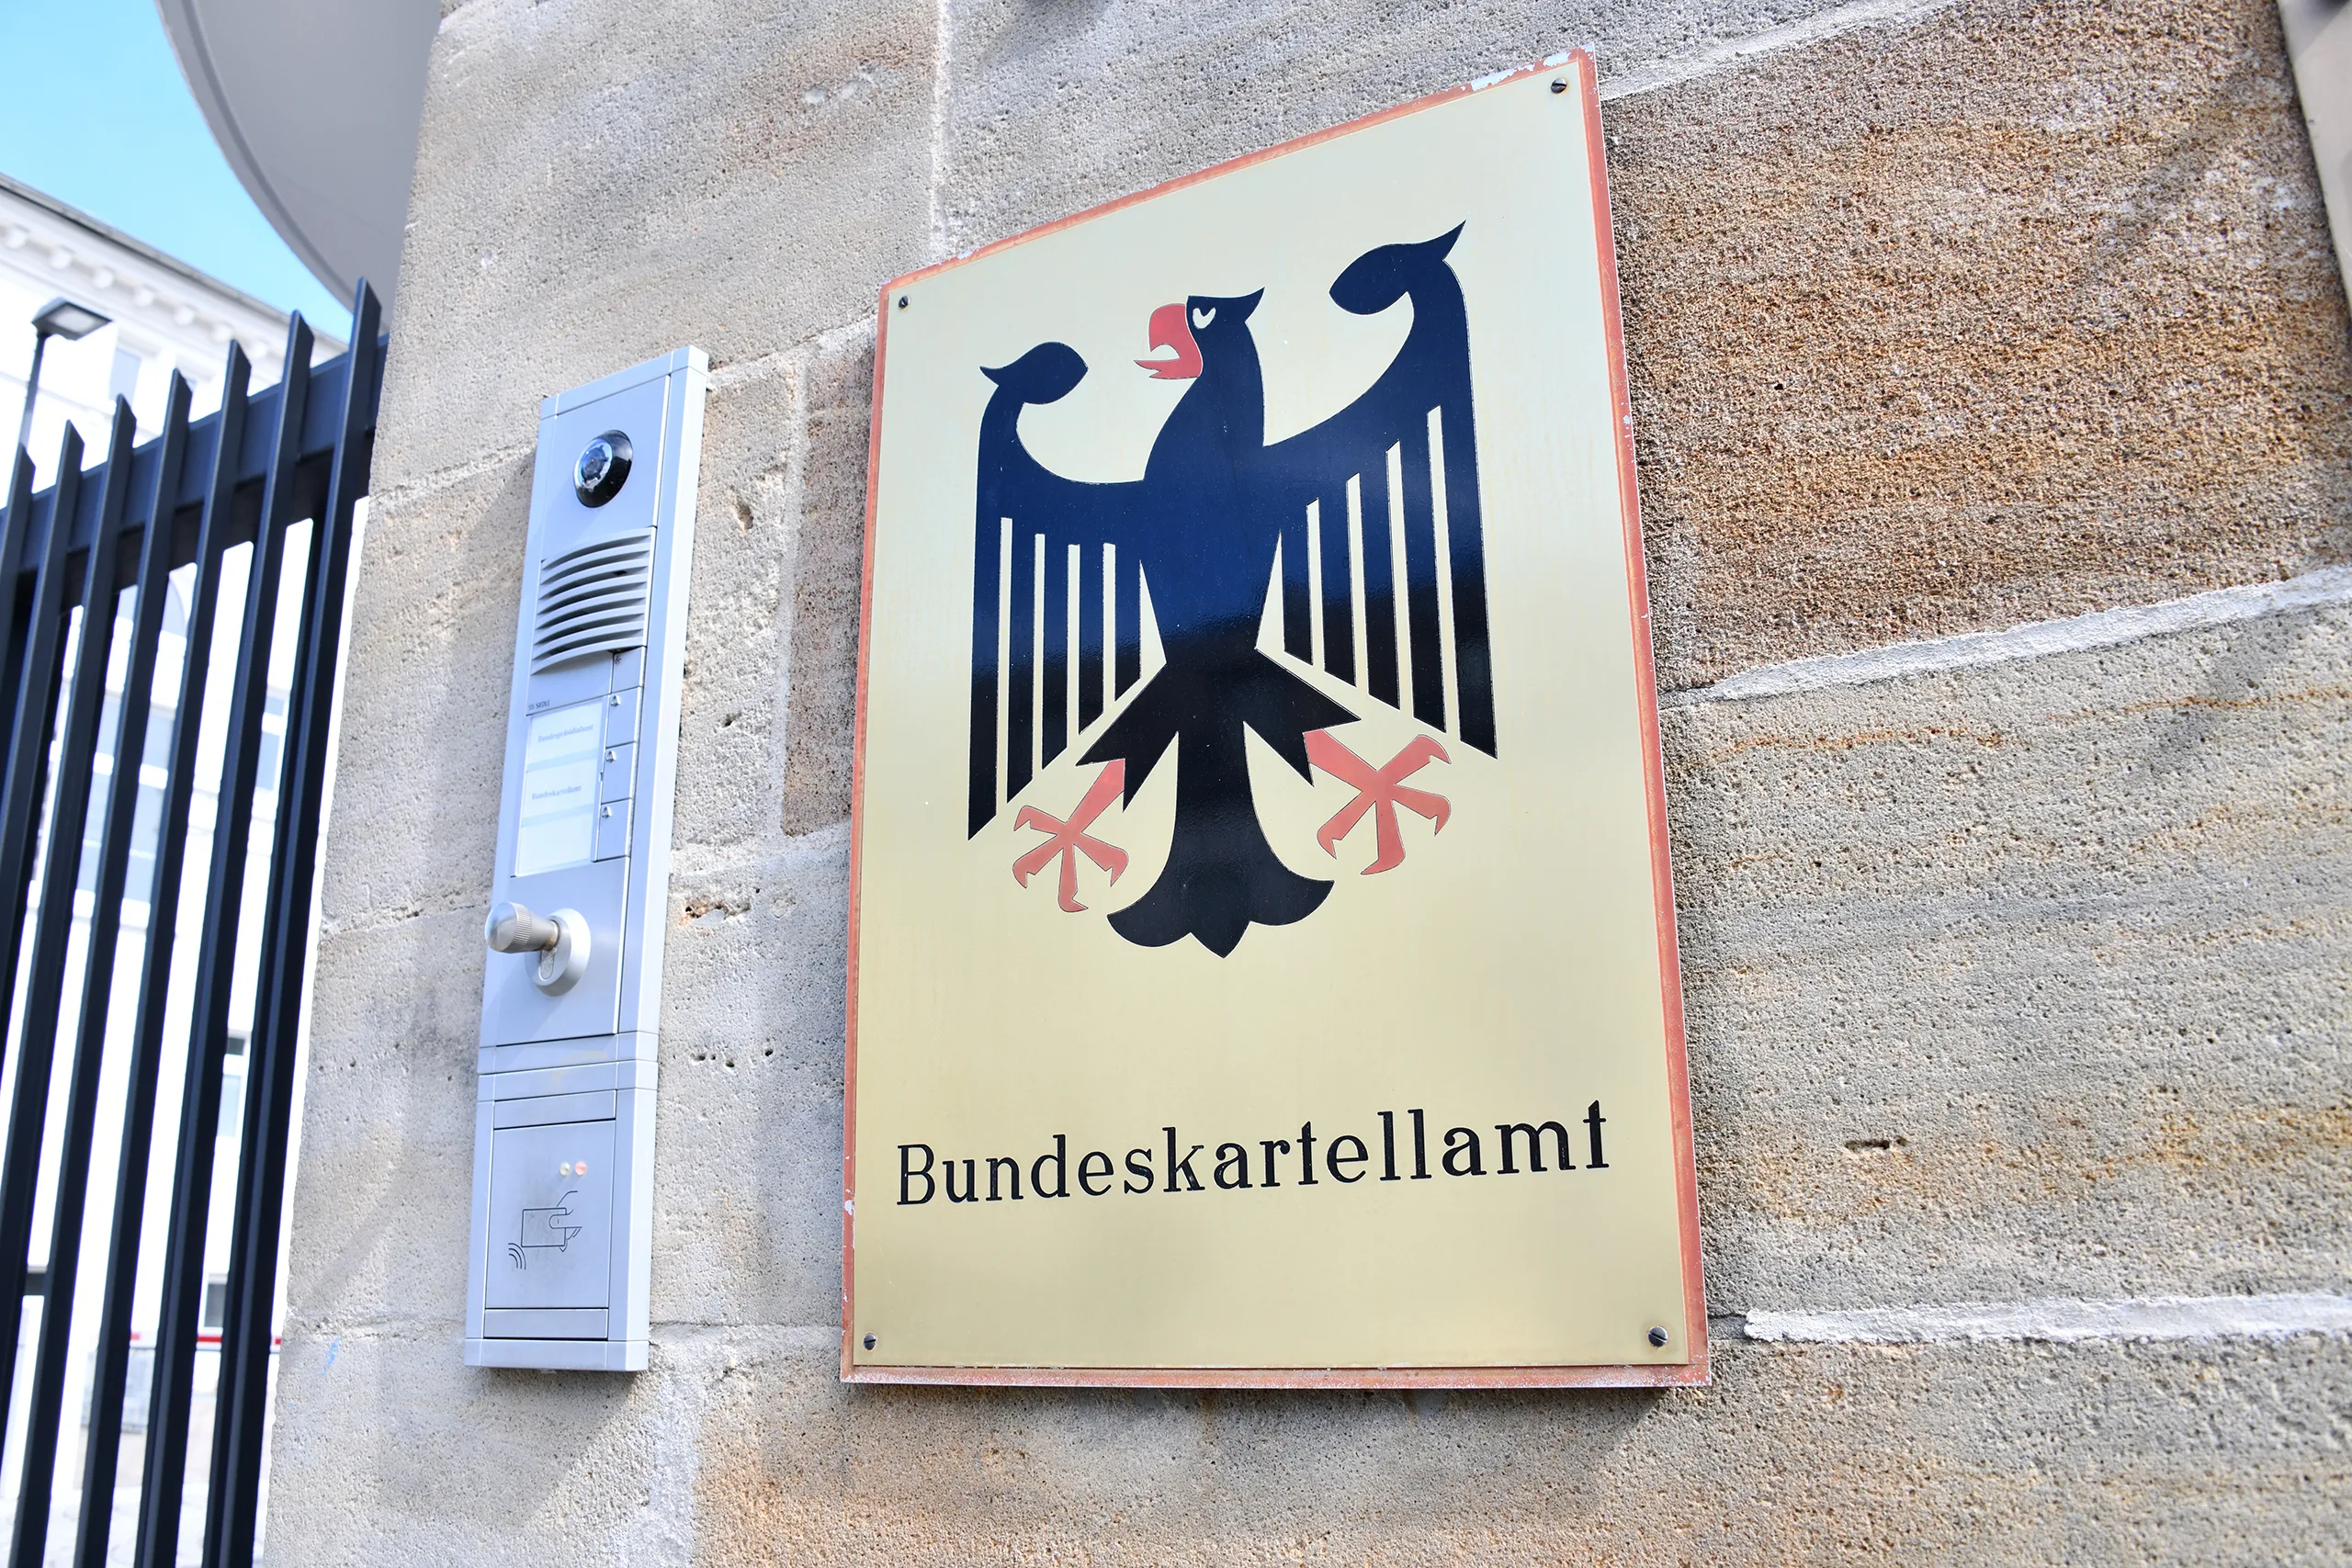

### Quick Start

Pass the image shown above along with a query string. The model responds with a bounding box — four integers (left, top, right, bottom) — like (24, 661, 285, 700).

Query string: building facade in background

(259, 0, 2349, 1561)
(0, 172, 340, 486)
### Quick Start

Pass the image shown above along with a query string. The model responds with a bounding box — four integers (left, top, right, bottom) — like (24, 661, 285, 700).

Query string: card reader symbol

(506, 1190, 584, 1269)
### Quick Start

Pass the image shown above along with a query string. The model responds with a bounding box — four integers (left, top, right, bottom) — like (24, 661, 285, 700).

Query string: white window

(107, 344, 141, 405)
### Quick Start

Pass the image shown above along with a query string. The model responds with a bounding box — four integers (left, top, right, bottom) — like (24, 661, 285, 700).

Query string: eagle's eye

(1191, 306, 1216, 332)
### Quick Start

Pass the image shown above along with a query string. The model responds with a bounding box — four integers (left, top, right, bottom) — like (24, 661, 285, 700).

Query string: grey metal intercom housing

(466, 347, 706, 1371)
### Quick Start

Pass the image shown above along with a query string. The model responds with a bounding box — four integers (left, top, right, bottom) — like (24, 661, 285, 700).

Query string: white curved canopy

(155, 0, 439, 315)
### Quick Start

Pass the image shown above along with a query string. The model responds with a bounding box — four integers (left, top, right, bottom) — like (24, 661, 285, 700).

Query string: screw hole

(896, 295, 909, 309)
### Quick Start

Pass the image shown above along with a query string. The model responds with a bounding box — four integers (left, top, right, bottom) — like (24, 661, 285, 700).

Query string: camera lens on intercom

(573, 430, 633, 507)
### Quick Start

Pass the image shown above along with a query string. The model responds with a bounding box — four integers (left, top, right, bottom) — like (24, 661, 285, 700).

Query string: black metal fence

(0, 282, 381, 1566)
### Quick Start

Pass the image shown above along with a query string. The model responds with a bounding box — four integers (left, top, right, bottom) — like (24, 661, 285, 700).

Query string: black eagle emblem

(967, 225, 1496, 956)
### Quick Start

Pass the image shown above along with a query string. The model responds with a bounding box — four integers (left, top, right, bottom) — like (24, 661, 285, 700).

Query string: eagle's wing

(967, 344, 1149, 835)
(1255, 227, 1497, 756)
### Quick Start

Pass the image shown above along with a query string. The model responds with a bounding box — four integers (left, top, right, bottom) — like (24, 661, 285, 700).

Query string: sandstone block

(285, 906, 487, 1331)
(1670, 599, 2352, 1311)
(1612, 0, 2352, 688)
(373, 0, 936, 489)
(320, 457, 531, 927)
(651, 837, 850, 1328)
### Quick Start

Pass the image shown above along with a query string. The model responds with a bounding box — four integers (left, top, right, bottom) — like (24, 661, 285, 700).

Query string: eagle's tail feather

(1091, 648, 1349, 956)
(1106, 817, 1329, 957)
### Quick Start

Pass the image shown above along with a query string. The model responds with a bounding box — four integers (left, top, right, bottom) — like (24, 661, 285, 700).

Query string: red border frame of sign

(841, 50, 1707, 1389)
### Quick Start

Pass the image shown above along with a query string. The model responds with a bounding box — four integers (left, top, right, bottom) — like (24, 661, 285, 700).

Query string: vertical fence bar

(91, 344, 254, 1568)
(205, 284, 379, 1566)
(0, 422, 90, 1429)
(133, 321, 311, 1568)
(68, 373, 194, 1568)
(5, 400, 138, 1568)
(0, 455, 40, 752)
(69, 371, 204, 1568)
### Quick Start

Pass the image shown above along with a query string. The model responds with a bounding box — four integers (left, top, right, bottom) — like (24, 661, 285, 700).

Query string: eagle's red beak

(1135, 302, 1202, 380)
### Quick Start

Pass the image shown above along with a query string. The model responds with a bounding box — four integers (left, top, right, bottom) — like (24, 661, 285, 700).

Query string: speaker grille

(533, 531, 654, 672)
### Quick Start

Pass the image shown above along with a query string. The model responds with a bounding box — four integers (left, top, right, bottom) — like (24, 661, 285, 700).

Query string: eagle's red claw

(1012, 761, 1129, 911)
(1305, 731, 1451, 875)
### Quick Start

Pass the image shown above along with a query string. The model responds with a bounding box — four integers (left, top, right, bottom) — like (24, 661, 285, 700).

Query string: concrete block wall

(266, 0, 2351, 1561)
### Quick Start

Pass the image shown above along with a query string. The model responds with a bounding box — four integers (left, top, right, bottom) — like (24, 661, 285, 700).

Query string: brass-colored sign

(846, 53, 1703, 1387)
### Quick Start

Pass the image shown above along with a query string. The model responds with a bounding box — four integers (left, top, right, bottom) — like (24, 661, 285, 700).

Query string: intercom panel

(466, 347, 705, 1371)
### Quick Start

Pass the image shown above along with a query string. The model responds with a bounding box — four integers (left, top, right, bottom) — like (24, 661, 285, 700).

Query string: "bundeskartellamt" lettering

(893, 1104, 1610, 1205)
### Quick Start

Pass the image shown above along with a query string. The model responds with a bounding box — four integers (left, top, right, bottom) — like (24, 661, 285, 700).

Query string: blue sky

(0, 0, 348, 333)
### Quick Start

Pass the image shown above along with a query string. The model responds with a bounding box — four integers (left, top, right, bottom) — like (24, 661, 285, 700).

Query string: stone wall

(265, 0, 2351, 1561)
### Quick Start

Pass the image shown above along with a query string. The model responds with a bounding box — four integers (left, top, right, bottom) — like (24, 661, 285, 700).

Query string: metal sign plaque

(846, 53, 1703, 1387)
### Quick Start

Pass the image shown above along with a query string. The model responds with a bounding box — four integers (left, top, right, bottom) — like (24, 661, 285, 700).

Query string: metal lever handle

(485, 901, 560, 953)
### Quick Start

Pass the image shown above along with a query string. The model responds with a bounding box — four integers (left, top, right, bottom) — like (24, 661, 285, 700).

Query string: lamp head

(31, 299, 109, 341)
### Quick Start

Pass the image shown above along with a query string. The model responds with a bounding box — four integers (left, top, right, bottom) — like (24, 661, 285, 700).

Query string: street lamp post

(12, 298, 113, 469)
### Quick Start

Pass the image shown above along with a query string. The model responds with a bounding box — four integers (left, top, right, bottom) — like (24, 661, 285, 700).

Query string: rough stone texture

(322, 459, 532, 926)
(932, 0, 1880, 255)
(265, 1328, 2348, 1564)
(778, 333, 874, 836)
(670, 367, 797, 863)
(1615, 0, 2352, 689)
(268, 0, 2352, 1557)
(1670, 601, 2352, 1312)
(651, 832, 849, 1329)
(290, 907, 486, 1332)
(374, 0, 937, 489)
